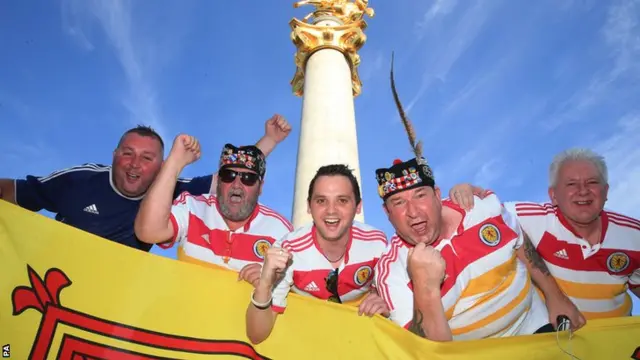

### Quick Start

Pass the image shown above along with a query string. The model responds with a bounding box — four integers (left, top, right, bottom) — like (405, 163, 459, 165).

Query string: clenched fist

(264, 114, 291, 144)
(258, 247, 292, 289)
(168, 134, 201, 168)
(407, 243, 446, 290)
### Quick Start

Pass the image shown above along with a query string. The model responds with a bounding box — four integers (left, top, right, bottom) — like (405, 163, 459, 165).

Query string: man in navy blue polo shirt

(0, 114, 291, 252)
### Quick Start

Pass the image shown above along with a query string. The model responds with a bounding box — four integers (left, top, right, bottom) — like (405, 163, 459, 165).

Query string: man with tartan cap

(372, 54, 580, 341)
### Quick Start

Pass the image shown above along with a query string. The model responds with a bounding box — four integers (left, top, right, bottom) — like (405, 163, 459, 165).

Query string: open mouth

(324, 218, 340, 228)
(125, 172, 140, 181)
(574, 200, 593, 206)
(410, 221, 427, 234)
(229, 193, 244, 203)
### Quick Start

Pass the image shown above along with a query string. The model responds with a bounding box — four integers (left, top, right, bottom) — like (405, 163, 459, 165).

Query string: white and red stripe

(163, 191, 293, 272)
(504, 201, 640, 319)
(375, 194, 549, 340)
(270, 221, 388, 313)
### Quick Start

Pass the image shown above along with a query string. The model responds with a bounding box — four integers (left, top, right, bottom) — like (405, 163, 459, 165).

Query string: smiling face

(384, 185, 443, 246)
(111, 133, 164, 197)
(549, 159, 608, 226)
(216, 167, 262, 222)
(308, 175, 361, 242)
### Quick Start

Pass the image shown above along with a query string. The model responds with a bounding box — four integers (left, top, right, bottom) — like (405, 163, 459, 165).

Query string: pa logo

(2, 344, 9, 358)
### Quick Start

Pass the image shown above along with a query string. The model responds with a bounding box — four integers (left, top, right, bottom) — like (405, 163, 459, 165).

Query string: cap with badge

(219, 144, 266, 179)
(375, 52, 436, 200)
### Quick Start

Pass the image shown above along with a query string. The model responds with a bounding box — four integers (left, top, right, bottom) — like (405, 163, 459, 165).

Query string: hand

(546, 294, 586, 331)
(449, 184, 488, 211)
(357, 290, 390, 317)
(168, 134, 201, 168)
(264, 114, 291, 144)
(238, 263, 262, 288)
(407, 243, 446, 290)
(258, 247, 292, 289)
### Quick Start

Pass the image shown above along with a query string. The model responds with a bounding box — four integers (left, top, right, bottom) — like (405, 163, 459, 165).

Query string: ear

(382, 202, 389, 217)
(434, 186, 442, 203)
(307, 201, 311, 214)
(548, 186, 557, 206)
(356, 199, 363, 215)
(258, 180, 264, 196)
(604, 183, 609, 202)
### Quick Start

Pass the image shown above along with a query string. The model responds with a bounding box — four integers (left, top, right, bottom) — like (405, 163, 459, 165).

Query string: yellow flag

(1, 201, 639, 359)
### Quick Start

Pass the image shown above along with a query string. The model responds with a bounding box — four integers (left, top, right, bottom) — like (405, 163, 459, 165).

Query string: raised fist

(168, 134, 201, 168)
(407, 243, 446, 290)
(264, 114, 291, 144)
(258, 246, 292, 289)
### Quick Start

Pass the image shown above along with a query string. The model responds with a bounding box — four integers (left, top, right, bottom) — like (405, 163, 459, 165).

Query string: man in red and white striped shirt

(245, 164, 389, 345)
(450, 148, 640, 320)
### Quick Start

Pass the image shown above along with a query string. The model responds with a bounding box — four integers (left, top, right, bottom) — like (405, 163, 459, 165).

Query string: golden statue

(294, 0, 375, 25)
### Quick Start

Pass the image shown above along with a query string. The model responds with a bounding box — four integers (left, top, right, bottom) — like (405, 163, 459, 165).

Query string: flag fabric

(1, 201, 639, 360)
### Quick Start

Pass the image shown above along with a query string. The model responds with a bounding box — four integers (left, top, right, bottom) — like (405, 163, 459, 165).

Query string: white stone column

(291, 17, 366, 228)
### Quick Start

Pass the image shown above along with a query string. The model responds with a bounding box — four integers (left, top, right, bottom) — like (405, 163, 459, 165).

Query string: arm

(135, 157, 185, 244)
(0, 179, 16, 204)
(245, 244, 293, 344)
(255, 114, 291, 157)
(410, 285, 452, 341)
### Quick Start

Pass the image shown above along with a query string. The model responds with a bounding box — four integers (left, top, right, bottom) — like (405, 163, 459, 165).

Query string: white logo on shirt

(304, 281, 320, 292)
(554, 249, 569, 260)
(83, 204, 99, 215)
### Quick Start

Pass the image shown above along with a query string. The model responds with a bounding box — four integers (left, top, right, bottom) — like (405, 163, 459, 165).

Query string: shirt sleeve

(173, 174, 214, 198)
(374, 249, 414, 328)
(159, 191, 192, 249)
(14, 167, 80, 213)
(271, 239, 294, 313)
(501, 202, 525, 249)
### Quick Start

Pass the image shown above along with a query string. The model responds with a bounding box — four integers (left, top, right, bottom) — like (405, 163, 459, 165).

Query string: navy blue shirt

(15, 163, 213, 252)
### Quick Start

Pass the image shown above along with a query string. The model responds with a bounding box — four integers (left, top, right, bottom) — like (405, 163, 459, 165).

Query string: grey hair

(549, 148, 608, 187)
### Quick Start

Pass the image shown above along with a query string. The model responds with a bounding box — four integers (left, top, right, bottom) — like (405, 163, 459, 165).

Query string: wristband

(251, 289, 272, 310)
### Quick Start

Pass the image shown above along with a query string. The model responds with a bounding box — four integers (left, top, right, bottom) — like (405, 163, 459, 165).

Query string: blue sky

(1, 0, 638, 314)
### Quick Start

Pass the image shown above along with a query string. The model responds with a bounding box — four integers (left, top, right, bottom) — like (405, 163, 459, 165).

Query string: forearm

(245, 283, 277, 344)
(517, 235, 565, 299)
(255, 136, 277, 157)
(409, 286, 452, 341)
(0, 179, 16, 204)
(134, 158, 183, 244)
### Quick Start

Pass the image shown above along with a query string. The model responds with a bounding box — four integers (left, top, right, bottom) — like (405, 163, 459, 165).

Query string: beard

(217, 182, 258, 222)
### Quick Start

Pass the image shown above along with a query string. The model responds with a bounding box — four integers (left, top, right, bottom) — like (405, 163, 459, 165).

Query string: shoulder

(256, 203, 294, 232)
(377, 235, 406, 266)
(172, 191, 217, 208)
(605, 209, 640, 236)
(375, 235, 408, 282)
(37, 163, 110, 183)
(351, 221, 388, 245)
(280, 222, 314, 250)
(506, 201, 556, 218)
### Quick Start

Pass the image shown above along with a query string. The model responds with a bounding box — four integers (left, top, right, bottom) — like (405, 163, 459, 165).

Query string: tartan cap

(219, 143, 266, 179)
(375, 157, 435, 200)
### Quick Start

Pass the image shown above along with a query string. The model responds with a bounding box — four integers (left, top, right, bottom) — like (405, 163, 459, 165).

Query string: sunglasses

(325, 268, 342, 304)
(219, 169, 260, 186)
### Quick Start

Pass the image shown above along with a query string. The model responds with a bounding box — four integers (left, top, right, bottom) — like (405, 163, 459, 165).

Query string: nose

(405, 200, 418, 219)
(577, 183, 589, 195)
(129, 155, 141, 169)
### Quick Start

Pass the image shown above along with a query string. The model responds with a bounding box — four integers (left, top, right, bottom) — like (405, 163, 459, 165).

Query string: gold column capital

(289, 0, 374, 97)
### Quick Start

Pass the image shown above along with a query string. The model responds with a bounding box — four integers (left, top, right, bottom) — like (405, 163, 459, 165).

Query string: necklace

(322, 250, 346, 263)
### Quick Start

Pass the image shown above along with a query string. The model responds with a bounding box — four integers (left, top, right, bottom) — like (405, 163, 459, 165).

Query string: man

(134, 135, 293, 281)
(0, 115, 291, 252)
(372, 156, 585, 341)
(450, 147, 640, 320)
(245, 164, 389, 345)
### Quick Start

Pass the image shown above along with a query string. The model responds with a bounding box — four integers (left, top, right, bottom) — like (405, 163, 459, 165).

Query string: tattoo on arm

(407, 309, 426, 337)
(523, 233, 550, 276)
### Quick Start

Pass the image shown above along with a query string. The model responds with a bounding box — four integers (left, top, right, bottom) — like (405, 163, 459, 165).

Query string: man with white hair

(450, 147, 640, 321)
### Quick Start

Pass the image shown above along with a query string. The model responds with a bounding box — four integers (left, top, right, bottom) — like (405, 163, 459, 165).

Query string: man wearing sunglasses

(245, 164, 390, 345)
(135, 134, 293, 285)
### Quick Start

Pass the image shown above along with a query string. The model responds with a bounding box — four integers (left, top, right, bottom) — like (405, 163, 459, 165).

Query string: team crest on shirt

(253, 239, 272, 260)
(354, 265, 373, 286)
(606, 252, 630, 273)
(479, 223, 501, 247)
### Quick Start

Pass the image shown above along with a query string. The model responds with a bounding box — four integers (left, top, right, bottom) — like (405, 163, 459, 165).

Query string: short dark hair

(307, 164, 362, 205)
(117, 125, 164, 150)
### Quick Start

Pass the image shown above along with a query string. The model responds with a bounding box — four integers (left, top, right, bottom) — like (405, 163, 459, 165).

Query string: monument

(288, 0, 374, 227)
